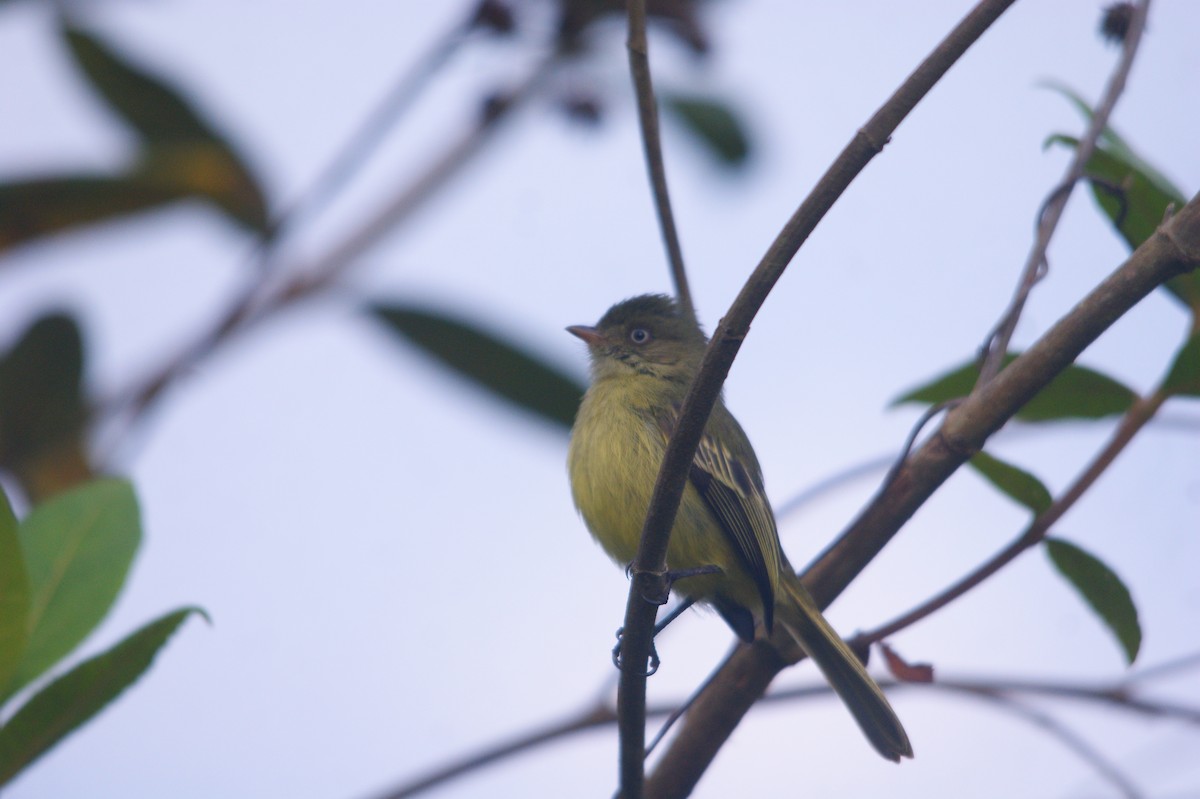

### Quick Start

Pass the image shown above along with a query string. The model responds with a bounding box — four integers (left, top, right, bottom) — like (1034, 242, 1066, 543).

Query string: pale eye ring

(629, 327, 651, 345)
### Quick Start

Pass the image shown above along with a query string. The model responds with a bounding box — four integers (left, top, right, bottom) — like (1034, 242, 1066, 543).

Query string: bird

(566, 293, 912, 762)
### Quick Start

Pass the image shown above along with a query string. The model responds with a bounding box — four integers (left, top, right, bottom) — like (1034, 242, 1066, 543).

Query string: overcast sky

(2, 2, 1198, 798)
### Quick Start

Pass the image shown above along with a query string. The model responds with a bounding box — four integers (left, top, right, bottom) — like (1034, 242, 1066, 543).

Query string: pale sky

(2, 2, 1198, 798)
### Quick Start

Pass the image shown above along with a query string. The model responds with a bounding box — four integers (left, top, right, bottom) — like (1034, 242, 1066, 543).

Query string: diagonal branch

(646, 191, 1200, 797)
(612, 1, 1022, 796)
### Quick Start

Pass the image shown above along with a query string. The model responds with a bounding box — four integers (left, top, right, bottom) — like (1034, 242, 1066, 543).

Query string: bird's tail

(776, 575, 913, 762)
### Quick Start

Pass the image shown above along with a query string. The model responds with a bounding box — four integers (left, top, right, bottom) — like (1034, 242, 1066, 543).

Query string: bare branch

(370, 661, 1200, 799)
(648, 191, 1200, 796)
(613, 2, 1023, 795)
(627, 0, 694, 322)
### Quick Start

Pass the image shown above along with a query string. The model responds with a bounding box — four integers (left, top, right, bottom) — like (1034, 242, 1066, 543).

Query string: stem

(977, 0, 1152, 385)
(627, 1, 694, 322)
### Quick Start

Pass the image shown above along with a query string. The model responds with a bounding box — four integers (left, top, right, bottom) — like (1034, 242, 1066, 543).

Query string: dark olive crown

(596, 294, 706, 346)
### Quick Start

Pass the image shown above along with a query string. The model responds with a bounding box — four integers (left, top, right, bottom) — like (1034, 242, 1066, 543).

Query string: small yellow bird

(567, 294, 912, 761)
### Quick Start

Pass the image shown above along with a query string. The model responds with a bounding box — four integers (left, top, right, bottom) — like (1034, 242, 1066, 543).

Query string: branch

(862, 386, 1168, 642)
(941, 688, 1144, 798)
(977, 0, 1151, 384)
(646, 189, 1200, 796)
(97, 51, 557, 456)
(627, 0, 693, 321)
(609, 1, 1023, 796)
(370, 660, 1200, 799)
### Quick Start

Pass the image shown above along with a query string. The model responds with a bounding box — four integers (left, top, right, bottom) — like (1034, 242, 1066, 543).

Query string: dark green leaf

(0, 606, 202, 786)
(662, 93, 750, 166)
(0, 176, 187, 253)
(1043, 84, 1196, 311)
(1044, 537, 1141, 664)
(0, 313, 86, 471)
(0, 486, 29, 698)
(61, 24, 269, 232)
(64, 25, 215, 142)
(369, 303, 585, 430)
(12, 479, 140, 693)
(967, 451, 1052, 515)
(1043, 83, 1185, 199)
(1162, 331, 1200, 398)
(894, 353, 1137, 421)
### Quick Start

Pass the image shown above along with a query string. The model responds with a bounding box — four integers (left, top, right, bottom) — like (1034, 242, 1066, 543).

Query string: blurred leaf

(369, 303, 585, 430)
(1043, 84, 1197, 312)
(0, 606, 202, 786)
(662, 93, 750, 166)
(0, 176, 186, 254)
(0, 313, 93, 500)
(61, 23, 269, 232)
(1045, 537, 1141, 664)
(1162, 330, 1200, 398)
(967, 451, 1052, 515)
(880, 643, 934, 684)
(135, 142, 271, 232)
(11, 479, 140, 694)
(0, 487, 29, 698)
(894, 353, 1137, 421)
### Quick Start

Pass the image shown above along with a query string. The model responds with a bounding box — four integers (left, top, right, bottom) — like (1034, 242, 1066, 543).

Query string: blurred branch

(977, 0, 1151, 385)
(264, 6, 490, 254)
(647, 186, 1200, 795)
(934, 688, 1144, 798)
(370, 656, 1200, 799)
(627, 0, 693, 322)
(630, 2, 1020, 794)
(97, 50, 557, 458)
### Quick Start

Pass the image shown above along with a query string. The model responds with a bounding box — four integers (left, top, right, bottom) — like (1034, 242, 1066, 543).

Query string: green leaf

(369, 303, 585, 430)
(61, 24, 269, 232)
(0, 176, 187, 254)
(894, 353, 1137, 421)
(967, 451, 1052, 515)
(1162, 331, 1200, 398)
(1044, 537, 1141, 664)
(662, 93, 751, 166)
(11, 479, 140, 693)
(0, 606, 202, 786)
(0, 486, 29, 698)
(1043, 83, 1186, 201)
(1042, 84, 1196, 312)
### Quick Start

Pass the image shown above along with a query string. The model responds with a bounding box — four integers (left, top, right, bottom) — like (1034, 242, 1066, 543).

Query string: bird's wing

(656, 403, 783, 632)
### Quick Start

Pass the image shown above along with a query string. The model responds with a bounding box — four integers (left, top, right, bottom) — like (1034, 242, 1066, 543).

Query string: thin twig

(976, 0, 1151, 386)
(267, 14, 481, 251)
(626, 0, 694, 322)
(944, 688, 1144, 798)
(365, 702, 617, 799)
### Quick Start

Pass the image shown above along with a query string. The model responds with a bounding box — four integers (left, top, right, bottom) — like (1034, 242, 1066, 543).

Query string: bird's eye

(629, 327, 651, 345)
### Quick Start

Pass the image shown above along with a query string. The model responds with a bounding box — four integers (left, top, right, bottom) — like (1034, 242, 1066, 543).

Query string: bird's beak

(567, 325, 605, 347)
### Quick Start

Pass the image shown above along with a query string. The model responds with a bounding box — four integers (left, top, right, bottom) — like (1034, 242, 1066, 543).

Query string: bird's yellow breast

(567, 376, 749, 605)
